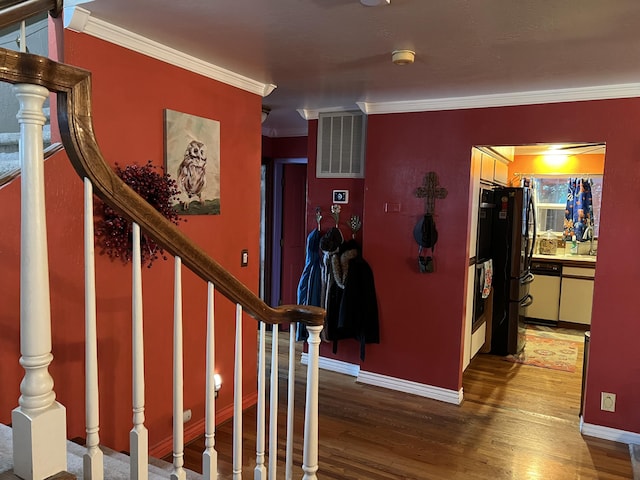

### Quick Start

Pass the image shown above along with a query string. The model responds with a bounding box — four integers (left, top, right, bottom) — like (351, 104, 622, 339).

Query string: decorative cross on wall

(414, 171, 448, 215)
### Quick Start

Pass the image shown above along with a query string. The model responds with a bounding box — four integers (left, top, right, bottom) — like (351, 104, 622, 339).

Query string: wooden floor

(177, 327, 632, 479)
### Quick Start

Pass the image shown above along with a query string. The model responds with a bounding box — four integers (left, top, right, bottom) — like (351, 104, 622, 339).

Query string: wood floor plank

(175, 328, 632, 479)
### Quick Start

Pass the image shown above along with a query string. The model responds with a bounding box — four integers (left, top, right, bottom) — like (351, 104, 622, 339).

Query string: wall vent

(316, 111, 366, 178)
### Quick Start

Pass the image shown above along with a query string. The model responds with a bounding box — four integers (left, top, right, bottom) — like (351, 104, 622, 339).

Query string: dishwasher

(525, 260, 562, 325)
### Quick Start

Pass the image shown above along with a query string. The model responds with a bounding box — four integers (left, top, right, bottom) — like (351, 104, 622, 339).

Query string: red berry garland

(95, 160, 183, 267)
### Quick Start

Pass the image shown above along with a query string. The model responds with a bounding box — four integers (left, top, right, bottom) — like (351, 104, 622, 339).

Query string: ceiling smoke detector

(392, 50, 415, 65)
(360, 0, 390, 6)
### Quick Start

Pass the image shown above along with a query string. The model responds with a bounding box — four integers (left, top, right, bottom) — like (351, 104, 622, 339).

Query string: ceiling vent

(316, 111, 366, 178)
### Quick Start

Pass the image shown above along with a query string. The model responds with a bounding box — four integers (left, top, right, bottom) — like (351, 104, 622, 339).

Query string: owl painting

(177, 140, 207, 210)
(164, 109, 220, 215)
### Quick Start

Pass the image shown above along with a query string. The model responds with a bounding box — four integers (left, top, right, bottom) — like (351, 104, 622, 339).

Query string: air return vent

(316, 111, 366, 178)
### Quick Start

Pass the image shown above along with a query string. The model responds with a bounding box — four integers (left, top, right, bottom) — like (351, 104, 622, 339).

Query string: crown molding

(63, 6, 276, 98)
(297, 105, 359, 120)
(357, 83, 640, 115)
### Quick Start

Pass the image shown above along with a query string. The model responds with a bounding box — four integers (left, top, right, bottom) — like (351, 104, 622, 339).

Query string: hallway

(178, 329, 631, 479)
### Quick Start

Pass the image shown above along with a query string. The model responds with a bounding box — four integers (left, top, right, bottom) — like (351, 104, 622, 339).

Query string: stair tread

(1, 424, 200, 480)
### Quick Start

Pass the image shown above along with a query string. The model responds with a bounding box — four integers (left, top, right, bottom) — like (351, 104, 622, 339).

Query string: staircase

(0, 425, 200, 480)
(0, 2, 325, 480)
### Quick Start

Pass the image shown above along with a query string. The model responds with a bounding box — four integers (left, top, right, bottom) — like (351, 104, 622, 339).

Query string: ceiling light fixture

(392, 49, 415, 65)
(360, 0, 390, 6)
(261, 106, 271, 124)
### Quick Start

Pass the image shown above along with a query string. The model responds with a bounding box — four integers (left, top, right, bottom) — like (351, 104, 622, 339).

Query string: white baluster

(285, 324, 296, 480)
(130, 223, 148, 480)
(254, 322, 267, 480)
(171, 257, 186, 480)
(12, 83, 67, 480)
(268, 326, 279, 479)
(203, 282, 218, 480)
(301, 325, 322, 480)
(233, 304, 243, 480)
(19, 21, 26, 52)
(84, 178, 103, 480)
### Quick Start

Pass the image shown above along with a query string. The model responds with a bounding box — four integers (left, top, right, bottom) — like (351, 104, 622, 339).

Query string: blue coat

(296, 229, 323, 340)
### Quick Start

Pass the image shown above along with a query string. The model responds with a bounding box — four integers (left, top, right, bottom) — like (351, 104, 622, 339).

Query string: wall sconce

(261, 107, 271, 124)
(214, 373, 222, 397)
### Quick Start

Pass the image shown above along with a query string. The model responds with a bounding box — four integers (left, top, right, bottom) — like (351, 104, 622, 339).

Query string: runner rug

(504, 331, 580, 373)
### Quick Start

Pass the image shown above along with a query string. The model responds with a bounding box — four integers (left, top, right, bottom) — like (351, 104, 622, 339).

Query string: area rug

(505, 332, 580, 372)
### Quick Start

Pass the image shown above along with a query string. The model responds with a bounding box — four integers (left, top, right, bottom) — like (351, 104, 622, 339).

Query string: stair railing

(0, 3, 325, 480)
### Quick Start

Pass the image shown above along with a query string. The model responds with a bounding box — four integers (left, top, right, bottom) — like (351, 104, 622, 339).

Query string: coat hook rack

(349, 214, 362, 238)
(330, 204, 341, 227)
(315, 206, 323, 230)
(414, 171, 448, 215)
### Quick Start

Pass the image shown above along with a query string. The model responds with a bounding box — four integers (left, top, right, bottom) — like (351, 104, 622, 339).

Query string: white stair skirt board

(0, 423, 199, 480)
(581, 418, 640, 445)
(300, 353, 360, 377)
(357, 371, 464, 405)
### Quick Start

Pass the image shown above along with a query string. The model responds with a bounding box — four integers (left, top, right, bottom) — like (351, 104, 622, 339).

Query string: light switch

(384, 202, 401, 213)
(241, 249, 249, 267)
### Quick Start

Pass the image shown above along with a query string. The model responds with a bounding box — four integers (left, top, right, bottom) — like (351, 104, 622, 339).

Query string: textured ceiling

(81, 0, 640, 137)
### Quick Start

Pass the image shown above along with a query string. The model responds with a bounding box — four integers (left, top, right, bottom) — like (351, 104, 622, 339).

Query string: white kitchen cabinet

(526, 274, 561, 321)
(493, 159, 509, 185)
(479, 151, 509, 186)
(479, 152, 495, 183)
(490, 146, 515, 162)
(559, 266, 595, 325)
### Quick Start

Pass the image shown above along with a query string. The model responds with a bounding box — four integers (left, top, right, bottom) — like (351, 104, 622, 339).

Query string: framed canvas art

(164, 109, 221, 214)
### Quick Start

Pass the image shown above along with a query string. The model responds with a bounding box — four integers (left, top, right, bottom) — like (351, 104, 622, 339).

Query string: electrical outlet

(601, 392, 616, 412)
(183, 408, 192, 423)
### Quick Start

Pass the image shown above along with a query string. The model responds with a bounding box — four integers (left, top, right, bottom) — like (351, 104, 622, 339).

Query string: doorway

(260, 157, 308, 308)
(464, 142, 605, 419)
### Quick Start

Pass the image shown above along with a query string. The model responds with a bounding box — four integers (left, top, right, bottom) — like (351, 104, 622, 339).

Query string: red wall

(0, 32, 262, 454)
(306, 99, 640, 434)
(262, 135, 308, 159)
(305, 121, 367, 362)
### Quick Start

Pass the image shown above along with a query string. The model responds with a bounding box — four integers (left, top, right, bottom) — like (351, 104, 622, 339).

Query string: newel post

(12, 83, 68, 480)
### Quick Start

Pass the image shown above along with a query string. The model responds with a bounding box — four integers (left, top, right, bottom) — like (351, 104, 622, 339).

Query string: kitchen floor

(525, 322, 587, 343)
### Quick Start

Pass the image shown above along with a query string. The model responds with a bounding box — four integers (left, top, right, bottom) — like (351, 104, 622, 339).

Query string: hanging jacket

(296, 228, 323, 341)
(325, 239, 380, 360)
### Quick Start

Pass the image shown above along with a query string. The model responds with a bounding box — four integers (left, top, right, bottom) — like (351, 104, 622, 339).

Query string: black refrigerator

(490, 186, 536, 355)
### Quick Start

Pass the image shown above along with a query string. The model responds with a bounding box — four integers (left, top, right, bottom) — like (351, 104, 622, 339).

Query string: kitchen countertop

(533, 252, 596, 267)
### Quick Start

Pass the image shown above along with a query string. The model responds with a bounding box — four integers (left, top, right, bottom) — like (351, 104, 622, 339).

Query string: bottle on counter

(571, 235, 578, 255)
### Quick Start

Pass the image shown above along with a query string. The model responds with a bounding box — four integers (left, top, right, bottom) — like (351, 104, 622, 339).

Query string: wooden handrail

(0, 0, 61, 29)
(0, 46, 324, 327)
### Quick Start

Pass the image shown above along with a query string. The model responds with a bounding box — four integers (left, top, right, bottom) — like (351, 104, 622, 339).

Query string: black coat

(325, 239, 379, 360)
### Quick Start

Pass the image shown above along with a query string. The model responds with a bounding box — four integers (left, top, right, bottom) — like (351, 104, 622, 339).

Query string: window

(532, 176, 602, 239)
(0, 14, 50, 182)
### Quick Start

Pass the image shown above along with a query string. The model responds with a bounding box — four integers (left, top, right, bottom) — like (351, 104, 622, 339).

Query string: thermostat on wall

(333, 190, 349, 204)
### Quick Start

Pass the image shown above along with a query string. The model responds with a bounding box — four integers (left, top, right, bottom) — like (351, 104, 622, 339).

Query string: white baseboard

(357, 370, 464, 405)
(300, 353, 360, 377)
(581, 417, 640, 444)
(300, 354, 463, 404)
